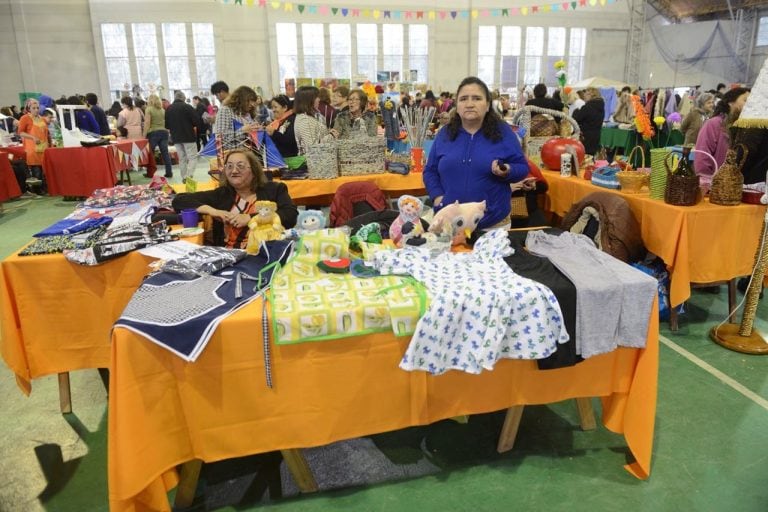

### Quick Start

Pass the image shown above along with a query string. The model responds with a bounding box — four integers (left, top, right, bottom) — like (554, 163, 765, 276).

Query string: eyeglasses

(224, 162, 251, 172)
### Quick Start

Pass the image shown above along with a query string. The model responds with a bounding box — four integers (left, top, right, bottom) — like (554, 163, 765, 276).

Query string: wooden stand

(710, 323, 768, 354)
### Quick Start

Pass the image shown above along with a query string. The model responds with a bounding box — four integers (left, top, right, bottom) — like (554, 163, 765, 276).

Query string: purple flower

(667, 112, 682, 124)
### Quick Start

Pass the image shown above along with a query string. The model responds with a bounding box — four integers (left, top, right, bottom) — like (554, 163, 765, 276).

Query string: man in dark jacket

(165, 91, 203, 182)
(573, 88, 606, 156)
(85, 93, 112, 136)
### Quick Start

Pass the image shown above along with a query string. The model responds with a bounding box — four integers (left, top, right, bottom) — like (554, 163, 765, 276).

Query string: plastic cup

(180, 209, 199, 228)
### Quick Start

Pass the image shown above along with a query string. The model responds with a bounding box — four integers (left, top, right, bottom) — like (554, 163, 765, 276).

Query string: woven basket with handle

(710, 144, 747, 206)
(512, 106, 581, 163)
(664, 151, 700, 206)
(616, 145, 650, 194)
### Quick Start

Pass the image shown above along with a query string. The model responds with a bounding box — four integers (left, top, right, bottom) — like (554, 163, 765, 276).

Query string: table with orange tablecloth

(42, 139, 156, 197)
(0, 250, 157, 394)
(0, 151, 22, 201)
(108, 295, 658, 512)
(543, 170, 765, 307)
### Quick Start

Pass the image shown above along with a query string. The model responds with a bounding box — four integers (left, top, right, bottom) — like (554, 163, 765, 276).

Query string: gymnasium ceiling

(648, 0, 766, 22)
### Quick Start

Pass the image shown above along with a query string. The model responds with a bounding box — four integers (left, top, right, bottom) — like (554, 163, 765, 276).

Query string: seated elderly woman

(172, 149, 298, 248)
(331, 89, 378, 139)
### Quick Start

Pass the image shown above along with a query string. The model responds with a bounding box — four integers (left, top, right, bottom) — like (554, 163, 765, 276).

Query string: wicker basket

(710, 144, 747, 206)
(512, 106, 581, 164)
(664, 152, 700, 206)
(337, 137, 386, 176)
(616, 146, 650, 194)
(649, 148, 671, 200)
(306, 141, 338, 179)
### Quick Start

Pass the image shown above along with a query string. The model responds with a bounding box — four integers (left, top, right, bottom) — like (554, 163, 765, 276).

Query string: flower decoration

(630, 95, 654, 140)
(653, 116, 666, 128)
(666, 112, 682, 125)
(553, 60, 568, 88)
(563, 86, 573, 96)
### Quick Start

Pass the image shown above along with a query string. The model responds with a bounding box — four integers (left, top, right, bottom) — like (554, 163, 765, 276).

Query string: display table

(543, 170, 764, 307)
(0, 151, 21, 201)
(1, 144, 27, 162)
(600, 127, 637, 155)
(0, 230, 203, 398)
(42, 139, 155, 197)
(173, 172, 426, 206)
(108, 296, 658, 511)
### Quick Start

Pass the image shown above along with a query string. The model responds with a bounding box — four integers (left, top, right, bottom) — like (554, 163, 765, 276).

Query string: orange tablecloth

(108, 298, 658, 511)
(543, 170, 765, 306)
(42, 139, 155, 197)
(0, 250, 156, 394)
(174, 173, 425, 206)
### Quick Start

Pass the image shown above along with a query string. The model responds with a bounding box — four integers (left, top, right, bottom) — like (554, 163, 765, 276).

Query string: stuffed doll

(246, 201, 284, 254)
(428, 200, 486, 245)
(282, 209, 326, 240)
(389, 195, 424, 247)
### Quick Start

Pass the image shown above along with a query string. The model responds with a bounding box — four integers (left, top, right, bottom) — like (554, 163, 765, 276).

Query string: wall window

(499, 26, 521, 90)
(568, 28, 587, 83)
(101, 23, 130, 94)
(302, 23, 325, 78)
(523, 27, 544, 85)
(162, 23, 191, 96)
(356, 23, 378, 81)
(477, 26, 497, 87)
(275, 22, 298, 88)
(409, 24, 428, 83)
(479, 25, 587, 88)
(192, 23, 216, 95)
(756, 16, 768, 46)
(545, 27, 566, 84)
(329, 23, 351, 80)
(132, 24, 161, 92)
(100, 22, 216, 100)
(382, 24, 403, 80)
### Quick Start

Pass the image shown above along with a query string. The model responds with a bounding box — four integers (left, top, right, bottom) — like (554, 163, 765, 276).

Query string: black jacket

(172, 183, 299, 246)
(269, 113, 299, 158)
(165, 100, 203, 143)
(573, 98, 605, 155)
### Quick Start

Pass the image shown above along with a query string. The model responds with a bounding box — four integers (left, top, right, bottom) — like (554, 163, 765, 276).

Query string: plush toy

(428, 200, 487, 245)
(349, 222, 383, 252)
(389, 195, 424, 247)
(246, 201, 284, 254)
(282, 209, 327, 240)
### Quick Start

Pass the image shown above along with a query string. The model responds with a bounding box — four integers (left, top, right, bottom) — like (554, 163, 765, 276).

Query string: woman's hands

(198, 206, 250, 228)
(511, 177, 537, 192)
(491, 159, 510, 177)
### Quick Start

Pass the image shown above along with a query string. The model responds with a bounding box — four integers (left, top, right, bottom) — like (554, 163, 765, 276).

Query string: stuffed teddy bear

(246, 201, 284, 254)
(282, 209, 327, 240)
(428, 200, 486, 245)
(389, 195, 424, 247)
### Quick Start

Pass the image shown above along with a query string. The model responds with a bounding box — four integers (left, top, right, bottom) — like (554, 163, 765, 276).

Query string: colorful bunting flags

(221, 0, 618, 19)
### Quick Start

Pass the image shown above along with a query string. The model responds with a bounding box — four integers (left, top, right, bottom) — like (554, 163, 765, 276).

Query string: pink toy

(389, 195, 424, 247)
(428, 200, 486, 245)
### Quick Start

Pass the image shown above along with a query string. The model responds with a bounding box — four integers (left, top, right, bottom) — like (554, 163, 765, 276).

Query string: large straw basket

(306, 141, 338, 179)
(512, 106, 581, 163)
(664, 151, 700, 206)
(337, 137, 386, 176)
(616, 145, 650, 194)
(649, 148, 670, 200)
(710, 144, 747, 206)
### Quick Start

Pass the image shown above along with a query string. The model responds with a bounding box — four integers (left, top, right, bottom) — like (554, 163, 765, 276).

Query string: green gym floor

(1, 174, 767, 512)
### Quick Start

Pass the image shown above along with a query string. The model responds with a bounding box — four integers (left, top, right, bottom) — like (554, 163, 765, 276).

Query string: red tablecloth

(42, 139, 155, 197)
(1, 145, 26, 162)
(0, 151, 22, 201)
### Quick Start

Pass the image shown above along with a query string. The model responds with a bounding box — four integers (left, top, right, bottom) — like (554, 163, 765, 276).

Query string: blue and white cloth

(373, 229, 569, 375)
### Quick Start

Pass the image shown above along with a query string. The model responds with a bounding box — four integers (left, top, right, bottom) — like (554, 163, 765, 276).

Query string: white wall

(1, 0, 630, 107)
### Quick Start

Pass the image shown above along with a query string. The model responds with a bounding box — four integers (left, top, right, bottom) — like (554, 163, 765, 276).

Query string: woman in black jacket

(172, 149, 298, 248)
(572, 87, 605, 156)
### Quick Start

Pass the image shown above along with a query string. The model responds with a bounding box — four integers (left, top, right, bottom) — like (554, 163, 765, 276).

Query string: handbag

(591, 166, 621, 189)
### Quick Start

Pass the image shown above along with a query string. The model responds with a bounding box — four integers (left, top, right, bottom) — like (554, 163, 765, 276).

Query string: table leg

(669, 307, 679, 331)
(576, 397, 597, 430)
(58, 372, 72, 414)
(174, 459, 203, 508)
(727, 278, 737, 322)
(280, 449, 318, 493)
(496, 405, 524, 453)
